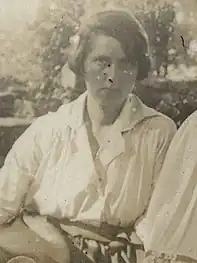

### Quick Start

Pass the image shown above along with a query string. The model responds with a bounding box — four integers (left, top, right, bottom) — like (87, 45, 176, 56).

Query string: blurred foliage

(135, 79, 197, 127)
(2, 76, 197, 128)
(137, 2, 176, 77)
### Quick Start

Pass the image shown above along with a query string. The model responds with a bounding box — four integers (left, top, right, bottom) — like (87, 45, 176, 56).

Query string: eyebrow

(93, 55, 111, 61)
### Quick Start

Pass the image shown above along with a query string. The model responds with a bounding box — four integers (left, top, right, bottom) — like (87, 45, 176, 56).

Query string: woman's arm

(152, 117, 177, 185)
(134, 116, 177, 246)
(0, 117, 46, 224)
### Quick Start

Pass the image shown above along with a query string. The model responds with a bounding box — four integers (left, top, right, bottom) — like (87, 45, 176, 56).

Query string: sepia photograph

(0, 0, 197, 262)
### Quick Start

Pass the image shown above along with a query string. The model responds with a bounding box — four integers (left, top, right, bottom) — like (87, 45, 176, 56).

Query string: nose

(104, 63, 116, 83)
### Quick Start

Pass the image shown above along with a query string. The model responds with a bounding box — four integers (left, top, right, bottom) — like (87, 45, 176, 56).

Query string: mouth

(100, 87, 114, 92)
(99, 87, 119, 96)
(103, 85, 119, 90)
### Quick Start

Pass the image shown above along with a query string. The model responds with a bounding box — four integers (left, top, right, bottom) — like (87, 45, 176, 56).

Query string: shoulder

(29, 100, 76, 134)
(147, 115, 177, 151)
(169, 110, 197, 148)
(13, 101, 75, 151)
(136, 98, 177, 140)
(145, 113, 177, 137)
(137, 113, 177, 152)
(131, 94, 177, 137)
(179, 110, 197, 132)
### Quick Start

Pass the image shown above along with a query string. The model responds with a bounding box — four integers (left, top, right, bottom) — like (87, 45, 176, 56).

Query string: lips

(100, 87, 119, 94)
(101, 87, 114, 91)
(102, 84, 114, 90)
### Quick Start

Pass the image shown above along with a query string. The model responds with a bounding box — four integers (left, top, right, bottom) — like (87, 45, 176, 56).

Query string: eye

(119, 59, 137, 73)
(92, 57, 111, 68)
(119, 59, 131, 68)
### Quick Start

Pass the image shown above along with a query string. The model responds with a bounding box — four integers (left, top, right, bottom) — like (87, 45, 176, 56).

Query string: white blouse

(0, 92, 176, 239)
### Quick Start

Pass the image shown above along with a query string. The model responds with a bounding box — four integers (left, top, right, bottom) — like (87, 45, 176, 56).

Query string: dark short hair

(68, 10, 151, 81)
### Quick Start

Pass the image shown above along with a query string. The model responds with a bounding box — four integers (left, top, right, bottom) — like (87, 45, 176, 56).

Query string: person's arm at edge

(0, 114, 53, 225)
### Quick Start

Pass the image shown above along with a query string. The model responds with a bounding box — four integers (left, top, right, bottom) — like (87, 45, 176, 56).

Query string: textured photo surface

(0, 1, 197, 262)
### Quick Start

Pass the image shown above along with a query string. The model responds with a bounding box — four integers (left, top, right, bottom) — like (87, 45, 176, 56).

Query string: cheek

(118, 71, 137, 86)
(117, 71, 137, 95)
(85, 69, 105, 86)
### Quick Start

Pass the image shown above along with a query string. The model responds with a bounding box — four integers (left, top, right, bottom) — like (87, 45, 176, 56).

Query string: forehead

(87, 34, 126, 60)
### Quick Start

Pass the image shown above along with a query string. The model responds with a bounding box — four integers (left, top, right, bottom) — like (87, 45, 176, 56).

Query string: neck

(86, 94, 123, 132)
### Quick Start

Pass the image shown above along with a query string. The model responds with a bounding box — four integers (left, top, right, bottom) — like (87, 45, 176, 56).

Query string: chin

(98, 94, 121, 107)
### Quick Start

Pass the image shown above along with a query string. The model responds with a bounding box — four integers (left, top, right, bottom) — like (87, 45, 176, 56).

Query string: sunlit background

(0, 0, 197, 81)
(0, 0, 40, 33)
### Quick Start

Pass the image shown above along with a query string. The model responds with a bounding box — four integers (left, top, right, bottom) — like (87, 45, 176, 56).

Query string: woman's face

(84, 34, 138, 107)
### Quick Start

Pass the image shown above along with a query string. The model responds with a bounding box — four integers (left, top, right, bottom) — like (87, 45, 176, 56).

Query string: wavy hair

(68, 9, 152, 81)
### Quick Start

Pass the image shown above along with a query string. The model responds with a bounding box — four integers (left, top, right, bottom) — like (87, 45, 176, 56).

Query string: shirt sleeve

(0, 116, 50, 224)
(151, 117, 177, 187)
(134, 116, 177, 243)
